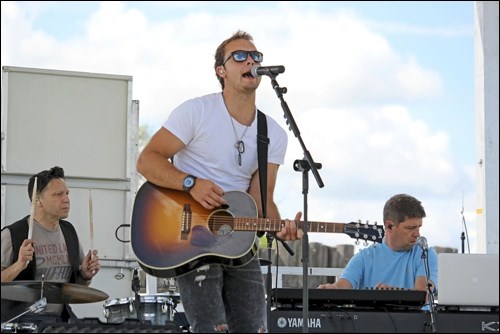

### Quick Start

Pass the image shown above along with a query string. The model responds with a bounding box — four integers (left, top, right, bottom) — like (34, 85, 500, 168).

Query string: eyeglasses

(223, 50, 264, 65)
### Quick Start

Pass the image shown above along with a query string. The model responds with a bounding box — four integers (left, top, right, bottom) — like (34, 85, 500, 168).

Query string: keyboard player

(318, 194, 438, 306)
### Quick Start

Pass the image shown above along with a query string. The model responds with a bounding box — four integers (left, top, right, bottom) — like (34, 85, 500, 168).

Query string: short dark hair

(214, 30, 255, 89)
(28, 166, 65, 201)
(383, 194, 426, 225)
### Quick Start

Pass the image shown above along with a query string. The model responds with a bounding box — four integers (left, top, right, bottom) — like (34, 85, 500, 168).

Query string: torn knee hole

(214, 323, 228, 332)
(258, 325, 267, 333)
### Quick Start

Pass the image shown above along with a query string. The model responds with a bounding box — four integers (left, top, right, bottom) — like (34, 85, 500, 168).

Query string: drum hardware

(2, 280, 108, 332)
(115, 268, 125, 280)
(1, 297, 47, 327)
(163, 278, 177, 293)
(103, 294, 181, 325)
(131, 268, 141, 321)
(1, 322, 38, 333)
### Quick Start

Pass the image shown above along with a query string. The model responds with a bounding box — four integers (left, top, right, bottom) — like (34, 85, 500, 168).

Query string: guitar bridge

(181, 204, 192, 240)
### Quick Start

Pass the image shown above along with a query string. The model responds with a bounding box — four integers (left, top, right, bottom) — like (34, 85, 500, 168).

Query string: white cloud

(1, 1, 477, 252)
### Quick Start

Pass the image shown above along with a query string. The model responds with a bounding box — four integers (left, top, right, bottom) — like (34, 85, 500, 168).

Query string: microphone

(416, 236, 428, 251)
(251, 65, 285, 77)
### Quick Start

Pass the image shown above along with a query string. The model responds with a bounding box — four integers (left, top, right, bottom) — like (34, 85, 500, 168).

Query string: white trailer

(1, 66, 141, 321)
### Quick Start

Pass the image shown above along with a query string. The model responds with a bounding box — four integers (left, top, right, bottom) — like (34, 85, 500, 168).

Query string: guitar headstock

(344, 220, 384, 244)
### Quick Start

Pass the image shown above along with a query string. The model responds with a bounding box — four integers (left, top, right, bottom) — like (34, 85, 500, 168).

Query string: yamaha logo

(277, 317, 287, 328)
(276, 317, 323, 329)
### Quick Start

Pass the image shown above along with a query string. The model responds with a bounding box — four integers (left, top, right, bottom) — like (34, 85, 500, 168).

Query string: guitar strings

(191, 215, 286, 228)
(175, 214, 348, 233)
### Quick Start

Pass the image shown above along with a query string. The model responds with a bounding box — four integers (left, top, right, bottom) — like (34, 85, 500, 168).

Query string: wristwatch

(182, 175, 197, 193)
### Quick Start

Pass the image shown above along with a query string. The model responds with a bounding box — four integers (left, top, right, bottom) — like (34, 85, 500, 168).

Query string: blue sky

(1, 1, 478, 252)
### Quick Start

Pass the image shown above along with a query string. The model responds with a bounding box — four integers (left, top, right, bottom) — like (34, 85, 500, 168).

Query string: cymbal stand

(1, 297, 47, 325)
(132, 268, 142, 322)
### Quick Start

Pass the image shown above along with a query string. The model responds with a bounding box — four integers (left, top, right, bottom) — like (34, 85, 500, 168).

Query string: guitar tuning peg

(355, 239, 360, 246)
(363, 240, 368, 246)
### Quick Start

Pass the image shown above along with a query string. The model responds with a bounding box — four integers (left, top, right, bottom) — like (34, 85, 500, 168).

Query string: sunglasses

(223, 50, 264, 65)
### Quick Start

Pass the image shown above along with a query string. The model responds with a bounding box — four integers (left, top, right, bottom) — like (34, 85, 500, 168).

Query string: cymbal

(1, 281, 109, 304)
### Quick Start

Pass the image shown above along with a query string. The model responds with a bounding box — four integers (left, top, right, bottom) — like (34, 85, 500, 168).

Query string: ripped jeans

(177, 256, 267, 333)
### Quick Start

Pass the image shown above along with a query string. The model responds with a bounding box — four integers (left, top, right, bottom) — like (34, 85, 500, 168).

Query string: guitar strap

(257, 110, 269, 236)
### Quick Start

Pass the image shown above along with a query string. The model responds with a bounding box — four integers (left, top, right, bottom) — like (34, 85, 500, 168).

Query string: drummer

(1, 166, 101, 325)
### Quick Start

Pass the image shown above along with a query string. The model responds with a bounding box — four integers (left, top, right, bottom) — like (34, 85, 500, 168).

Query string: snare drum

(103, 294, 180, 325)
(1, 323, 38, 333)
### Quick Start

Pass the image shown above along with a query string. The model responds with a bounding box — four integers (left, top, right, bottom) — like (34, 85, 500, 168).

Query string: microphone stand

(265, 233, 295, 324)
(265, 232, 274, 325)
(267, 74, 324, 333)
(460, 232, 465, 254)
(421, 248, 437, 333)
(131, 268, 142, 323)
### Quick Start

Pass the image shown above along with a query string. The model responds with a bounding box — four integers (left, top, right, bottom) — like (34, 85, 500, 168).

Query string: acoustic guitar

(131, 182, 384, 278)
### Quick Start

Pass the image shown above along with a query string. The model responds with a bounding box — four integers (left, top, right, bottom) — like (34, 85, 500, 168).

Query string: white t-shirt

(164, 92, 288, 192)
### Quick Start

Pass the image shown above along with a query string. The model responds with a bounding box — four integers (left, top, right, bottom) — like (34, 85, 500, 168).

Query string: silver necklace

(228, 114, 250, 166)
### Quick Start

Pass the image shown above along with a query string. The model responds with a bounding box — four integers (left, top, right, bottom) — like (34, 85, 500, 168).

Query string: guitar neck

(234, 218, 345, 234)
(233, 217, 384, 243)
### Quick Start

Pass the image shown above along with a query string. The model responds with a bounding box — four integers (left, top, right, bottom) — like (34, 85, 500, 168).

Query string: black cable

(274, 237, 280, 303)
(380, 306, 398, 333)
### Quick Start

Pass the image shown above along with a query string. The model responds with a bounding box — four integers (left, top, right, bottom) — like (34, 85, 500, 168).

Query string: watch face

(183, 176, 197, 192)
(184, 177, 194, 187)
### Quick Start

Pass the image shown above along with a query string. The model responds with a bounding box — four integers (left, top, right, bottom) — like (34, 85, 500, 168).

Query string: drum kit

(101, 268, 183, 326)
(1, 277, 184, 333)
(102, 293, 181, 326)
(1, 280, 109, 333)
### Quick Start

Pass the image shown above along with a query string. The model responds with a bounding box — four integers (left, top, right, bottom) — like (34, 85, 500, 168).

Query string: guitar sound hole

(208, 210, 234, 236)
